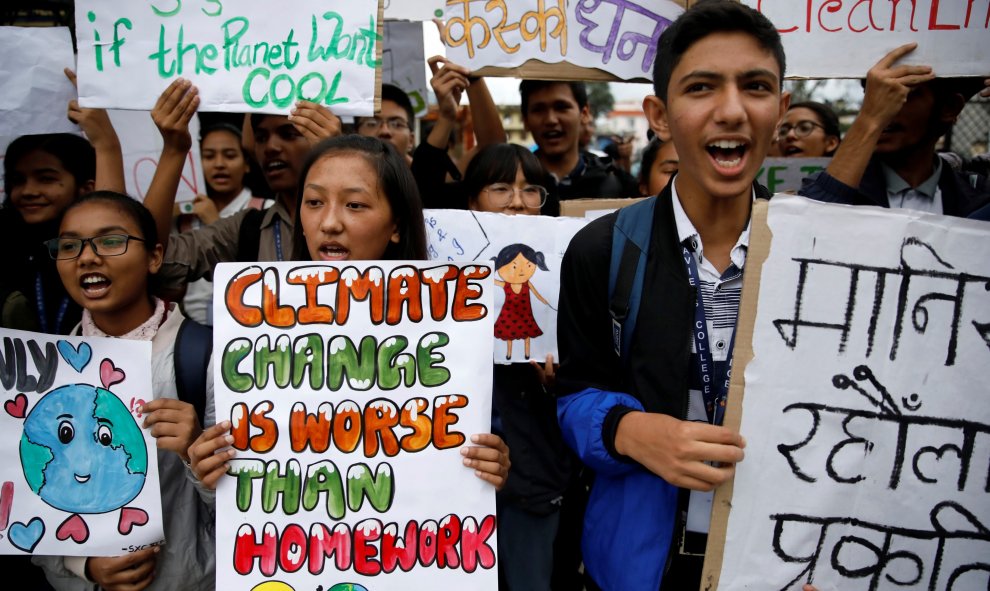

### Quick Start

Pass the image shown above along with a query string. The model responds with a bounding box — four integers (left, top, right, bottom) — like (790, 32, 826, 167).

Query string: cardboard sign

(704, 197, 990, 588)
(0, 27, 79, 137)
(443, 0, 686, 82)
(425, 210, 590, 364)
(0, 329, 163, 556)
(741, 0, 990, 78)
(756, 157, 830, 194)
(212, 261, 498, 589)
(382, 21, 429, 117)
(559, 197, 648, 218)
(75, 0, 383, 115)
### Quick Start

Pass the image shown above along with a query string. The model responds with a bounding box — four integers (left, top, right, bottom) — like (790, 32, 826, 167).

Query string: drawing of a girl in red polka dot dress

(493, 244, 550, 360)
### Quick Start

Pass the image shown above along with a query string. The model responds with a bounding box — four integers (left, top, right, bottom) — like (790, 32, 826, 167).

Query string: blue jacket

(556, 182, 768, 589)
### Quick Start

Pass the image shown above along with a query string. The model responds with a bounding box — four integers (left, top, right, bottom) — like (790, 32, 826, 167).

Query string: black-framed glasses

(358, 117, 410, 132)
(777, 120, 825, 139)
(483, 183, 548, 208)
(44, 234, 146, 260)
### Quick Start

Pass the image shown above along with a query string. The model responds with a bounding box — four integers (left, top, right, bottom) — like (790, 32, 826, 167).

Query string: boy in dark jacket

(555, 1, 789, 589)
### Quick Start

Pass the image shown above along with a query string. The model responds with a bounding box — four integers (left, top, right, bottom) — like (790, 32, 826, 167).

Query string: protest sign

(558, 197, 647, 218)
(385, 0, 445, 21)
(704, 197, 990, 588)
(212, 261, 497, 589)
(0, 328, 164, 556)
(108, 109, 205, 203)
(75, 0, 383, 116)
(0, 27, 79, 137)
(383, 22, 429, 117)
(756, 157, 830, 194)
(425, 210, 588, 364)
(740, 0, 990, 78)
(443, 0, 686, 82)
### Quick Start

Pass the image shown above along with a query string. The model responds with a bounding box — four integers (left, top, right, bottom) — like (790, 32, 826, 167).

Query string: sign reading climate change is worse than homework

(212, 261, 497, 590)
(75, 0, 381, 115)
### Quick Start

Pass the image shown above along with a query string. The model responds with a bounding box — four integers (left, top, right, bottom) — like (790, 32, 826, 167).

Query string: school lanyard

(272, 218, 285, 262)
(682, 244, 735, 426)
(35, 272, 70, 334)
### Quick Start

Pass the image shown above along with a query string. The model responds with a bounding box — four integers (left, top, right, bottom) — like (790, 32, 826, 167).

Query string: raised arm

(426, 55, 470, 151)
(824, 43, 934, 189)
(65, 69, 124, 193)
(145, 79, 200, 255)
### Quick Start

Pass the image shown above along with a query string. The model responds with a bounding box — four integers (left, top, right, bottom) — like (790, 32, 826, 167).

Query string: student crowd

(2, 1, 988, 589)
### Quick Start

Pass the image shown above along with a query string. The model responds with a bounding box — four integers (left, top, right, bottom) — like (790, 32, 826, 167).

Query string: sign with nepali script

(704, 197, 990, 588)
(443, 0, 685, 81)
(741, 0, 990, 77)
(0, 328, 164, 556)
(212, 261, 497, 590)
(75, 0, 382, 115)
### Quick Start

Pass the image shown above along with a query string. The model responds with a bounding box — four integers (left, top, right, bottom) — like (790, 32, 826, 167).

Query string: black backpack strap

(174, 317, 212, 426)
(235, 207, 266, 262)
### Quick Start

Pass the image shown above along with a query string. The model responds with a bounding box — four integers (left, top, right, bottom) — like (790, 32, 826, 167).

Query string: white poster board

(425, 210, 589, 364)
(714, 197, 990, 588)
(756, 157, 830, 194)
(385, 0, 445, 21)
(212, 261, 498, 590)
(443, 0, 685, 81)
(0, 27, 79, 137)
(742, 0, 990, 78)
(383, 22, 429, 117)
(0, 329, 163, 556)
(108, 110, 205, 203)
(75, 0, 381, 115)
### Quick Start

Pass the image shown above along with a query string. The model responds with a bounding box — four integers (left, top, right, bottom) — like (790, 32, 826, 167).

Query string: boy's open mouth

(707, 140, 748, 171)
(80, 273, 111, 297)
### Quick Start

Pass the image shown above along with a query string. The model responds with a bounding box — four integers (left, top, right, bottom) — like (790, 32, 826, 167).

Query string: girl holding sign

(37, 191, 215, 591)
(187, 135, 511, 490)
(463, 143, 580, 591)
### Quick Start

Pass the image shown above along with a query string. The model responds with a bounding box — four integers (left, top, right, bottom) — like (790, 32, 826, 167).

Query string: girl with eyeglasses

(777, 101, 842, 158)
(459, 142, 578, 591)
(39, 191, 215, 591)
(186, 135, 510, 490)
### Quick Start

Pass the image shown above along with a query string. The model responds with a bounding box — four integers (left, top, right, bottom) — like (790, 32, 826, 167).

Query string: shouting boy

(555, 1, 789, 589)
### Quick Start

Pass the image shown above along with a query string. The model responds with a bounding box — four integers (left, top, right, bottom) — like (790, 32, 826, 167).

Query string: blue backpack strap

(174, 317, 212, 426)
(608, 197, 657, 360)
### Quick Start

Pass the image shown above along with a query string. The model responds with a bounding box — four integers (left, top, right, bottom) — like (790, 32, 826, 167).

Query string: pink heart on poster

(118, 507, 148, 535)
(100, 359, 126, 389)
(4, 393, 27, 418)
(56, 514, 89, 544)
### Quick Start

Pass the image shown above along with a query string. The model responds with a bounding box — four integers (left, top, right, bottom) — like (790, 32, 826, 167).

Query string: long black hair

(290, 135, 427, 261)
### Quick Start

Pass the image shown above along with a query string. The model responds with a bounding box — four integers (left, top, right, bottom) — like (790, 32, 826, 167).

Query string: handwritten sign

(212, 261, 497, 589)
(705, 197, 990, 588)
(443, 0, 685, 81)
(756, 157, 830, 194)
(383, 22, 429, 117)
(425, 210, 589, 364)
(0, 27, 79, 137)
(741, 0, 990, 77)
(385, 0, 445, 21)
(0, 328, 163, 556)
(75, 0, 382, 116)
